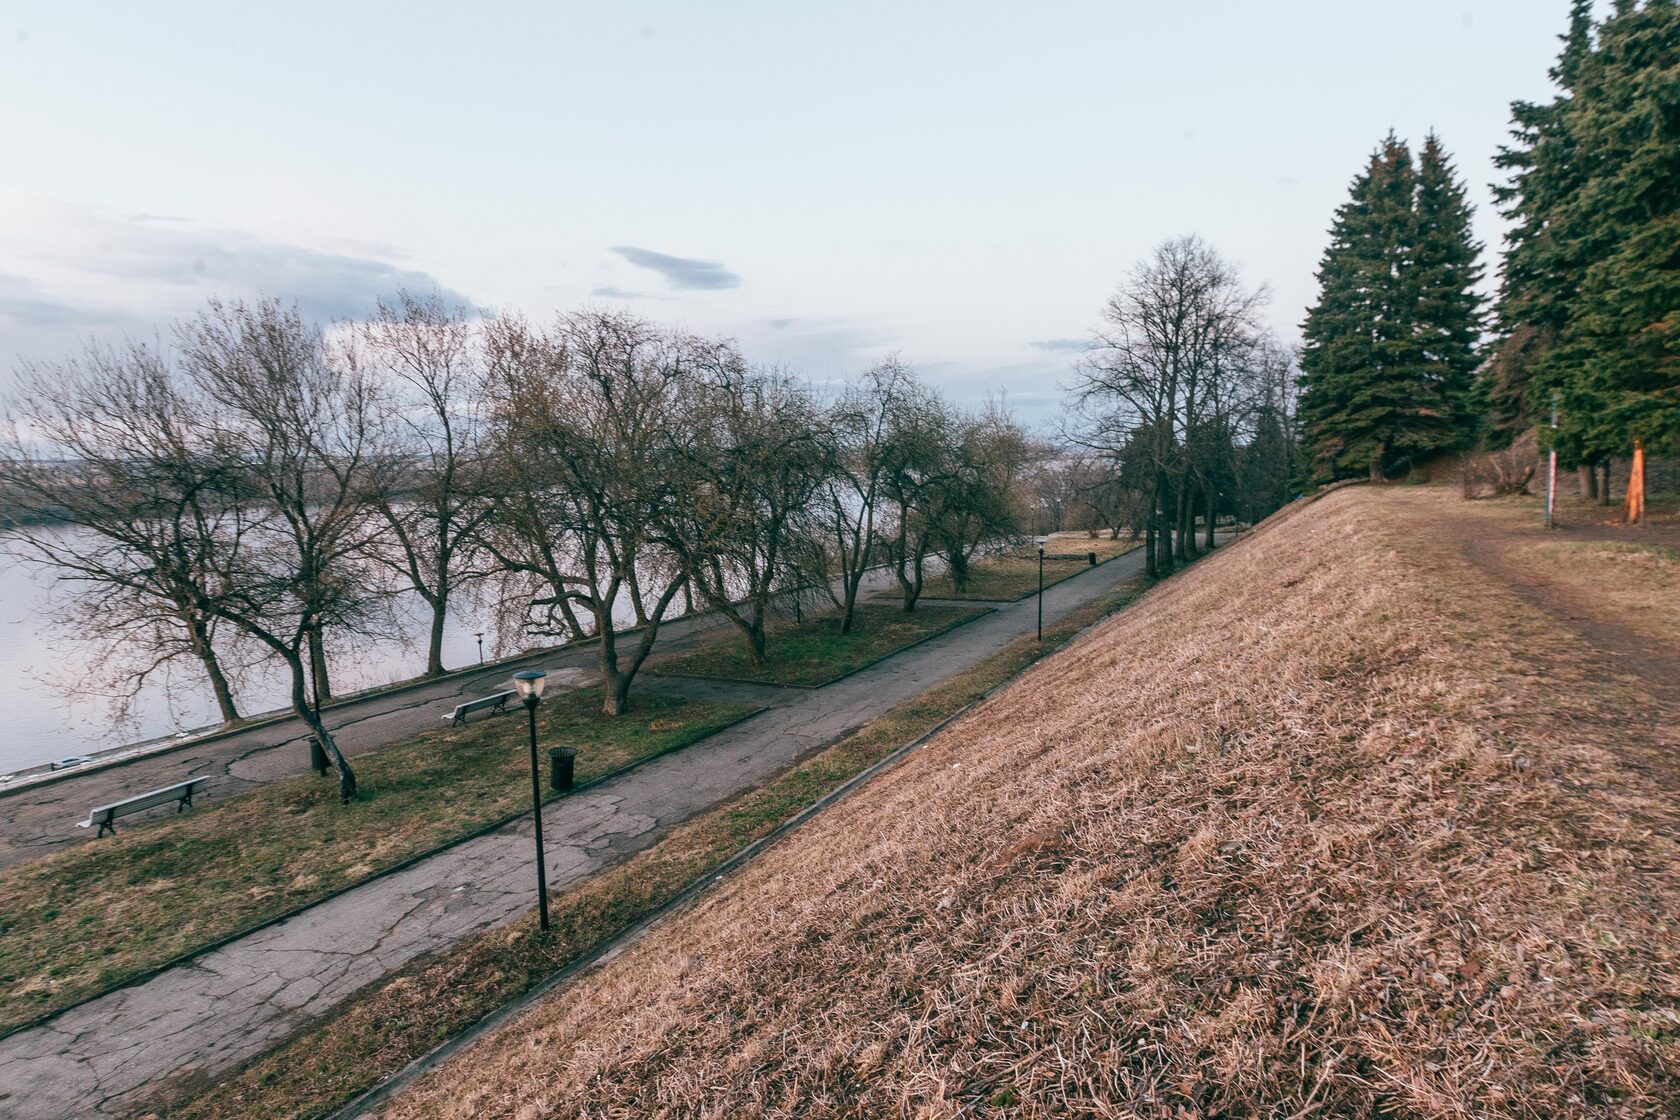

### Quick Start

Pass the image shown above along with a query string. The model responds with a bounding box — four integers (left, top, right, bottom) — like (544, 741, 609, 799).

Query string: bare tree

(479, 309, 707, 715)
(1069, 236, 1265, 577)
(661, 365, 831, 663)
(354, 290, 493, 677)
(928, 401, 1032, 594)
(0, 341, 250, 726)
(177, 298, 387, 801)
(815, 358, 920, 634)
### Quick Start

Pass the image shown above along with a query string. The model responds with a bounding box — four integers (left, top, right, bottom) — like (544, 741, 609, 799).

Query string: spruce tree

(1299, 134, 1477, 480)
(1491, 0, 1680, 460)
(1413, 133, 1486, 444)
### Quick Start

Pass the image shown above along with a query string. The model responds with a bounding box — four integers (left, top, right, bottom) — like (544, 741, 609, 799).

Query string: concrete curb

(0, 704, 767, 1045)
(323, 571, 1167, 1120)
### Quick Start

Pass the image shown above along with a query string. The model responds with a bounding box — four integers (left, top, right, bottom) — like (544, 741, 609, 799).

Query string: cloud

(609, 245, 741, 291)
(589, 285, 659, 301)
(0, 196, 477, 370)
(0, 273, 101, 327)
(1029, 337, 1090, 352)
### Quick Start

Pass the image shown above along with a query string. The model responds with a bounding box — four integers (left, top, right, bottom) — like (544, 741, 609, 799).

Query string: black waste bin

(549, 747, 578, 792)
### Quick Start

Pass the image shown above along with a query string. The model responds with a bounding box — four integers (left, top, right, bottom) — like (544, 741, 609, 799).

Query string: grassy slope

(151, 578, 1157, 1120)
(382, 487, 1680, 1119)
(0, 688, 750, 1035)
(652, 602, 987, 686)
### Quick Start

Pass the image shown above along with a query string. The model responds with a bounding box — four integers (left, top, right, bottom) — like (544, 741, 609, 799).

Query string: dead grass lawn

(379, 487, 1680, 1119)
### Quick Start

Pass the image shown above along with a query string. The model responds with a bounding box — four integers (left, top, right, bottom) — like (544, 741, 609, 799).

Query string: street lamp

(512, 668, 550, 932)
(1034, 535, 1049, 641)
(475, 631, 485, 665)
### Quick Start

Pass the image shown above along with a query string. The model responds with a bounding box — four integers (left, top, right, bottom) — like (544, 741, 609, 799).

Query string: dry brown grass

(1513, 540, 1680, 647)
(380, 487, 1680, 1119)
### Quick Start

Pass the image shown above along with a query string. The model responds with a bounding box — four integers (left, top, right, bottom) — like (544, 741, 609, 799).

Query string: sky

(0, 1, 1582, 428)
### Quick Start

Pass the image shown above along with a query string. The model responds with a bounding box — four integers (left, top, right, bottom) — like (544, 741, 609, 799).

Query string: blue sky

(1, 2, 1579, 426)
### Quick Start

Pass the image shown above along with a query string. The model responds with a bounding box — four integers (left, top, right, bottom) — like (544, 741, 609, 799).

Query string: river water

(0, 542, 502, 774)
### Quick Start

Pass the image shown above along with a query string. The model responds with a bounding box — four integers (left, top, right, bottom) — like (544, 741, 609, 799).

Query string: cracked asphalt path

(0, 549, 1148, 1119)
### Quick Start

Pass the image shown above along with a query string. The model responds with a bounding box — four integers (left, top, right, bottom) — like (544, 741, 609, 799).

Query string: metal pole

(1545, 392, 1559, 530)
(525, 698, 550, 932)
(1036, 547, 1044, 642)
(476, 633, 484, 664)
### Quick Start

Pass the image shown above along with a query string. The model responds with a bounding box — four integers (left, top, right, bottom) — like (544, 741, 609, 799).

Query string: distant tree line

(0, 296, 1030, 799)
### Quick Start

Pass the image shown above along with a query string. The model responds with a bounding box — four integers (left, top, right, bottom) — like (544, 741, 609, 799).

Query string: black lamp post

(512, 668, 550, 932)
(1034, 535, 1048, 641)
(475, 631, 485, 665)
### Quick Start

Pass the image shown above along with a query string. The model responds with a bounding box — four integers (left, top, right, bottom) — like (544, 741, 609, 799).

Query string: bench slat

(80, 776, 210, 833)
(444, 690, 517, 726)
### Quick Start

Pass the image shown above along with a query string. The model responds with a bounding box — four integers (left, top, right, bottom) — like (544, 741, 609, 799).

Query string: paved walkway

(0, 551, 1148, 1120)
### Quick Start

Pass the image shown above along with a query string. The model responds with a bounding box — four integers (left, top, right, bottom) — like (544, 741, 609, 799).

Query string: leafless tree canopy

(1067, 236, 1292, 576)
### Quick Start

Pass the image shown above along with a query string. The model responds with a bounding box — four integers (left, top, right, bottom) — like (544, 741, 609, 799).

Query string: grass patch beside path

(652, 602, 987, 687)
(149, 574, 1156, 1120)
(917, 535, 1141, 601)
(0, 688, 751, 1036)
(1516, 539, 1680, 644)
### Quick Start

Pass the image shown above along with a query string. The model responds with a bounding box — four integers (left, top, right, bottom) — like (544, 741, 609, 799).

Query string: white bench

(444, 690, 517, 728)
(79, 776, 210, 838)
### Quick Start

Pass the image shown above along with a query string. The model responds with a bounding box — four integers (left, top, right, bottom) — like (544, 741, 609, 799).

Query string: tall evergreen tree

(1298, 133, 1480, 480)
(1413, 132, 1487, 442)
(1491, 0, 1680, 460)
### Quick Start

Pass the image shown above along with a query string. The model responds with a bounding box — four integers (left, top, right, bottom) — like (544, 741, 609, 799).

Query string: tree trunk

(1369, 459, 1384, 482)
(1144, 521, 1158, 579)
(1152, 477, 1174, 576)
(1599, 461, 1613, 505)
(597, 626, 632, 715)
(603, 667, 632, 716)
(838, 579, 860, 635)
(1176, 474, 1197, 561)
(290, 660, 355, 801)
(1202, 482, 1216, 551)
(425, 598, 448, 678)
(721, 612, 770, 665)
(187, 618, 240, 724)
(1579, 466, 1596, 499)
(307, 627, 333, 702)
(946, 549, 970, 593)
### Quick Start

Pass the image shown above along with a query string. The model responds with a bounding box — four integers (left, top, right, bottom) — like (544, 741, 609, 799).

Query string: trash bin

(1087, 551, 1097, 566)
(309, 737, 328, 776)
(549, 747, 578, 792)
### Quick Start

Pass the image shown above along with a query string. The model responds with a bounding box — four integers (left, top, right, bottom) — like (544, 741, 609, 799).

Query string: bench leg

(178, 791, 194, 813)
(97, 819, 114, 838)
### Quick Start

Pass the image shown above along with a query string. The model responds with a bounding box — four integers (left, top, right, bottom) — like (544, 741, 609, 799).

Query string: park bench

(444, 689, 517, 728)
(78, 775, 210, 838)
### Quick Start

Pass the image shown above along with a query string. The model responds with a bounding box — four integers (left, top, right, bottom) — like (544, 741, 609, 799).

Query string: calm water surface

(0, 540, 501, 774)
